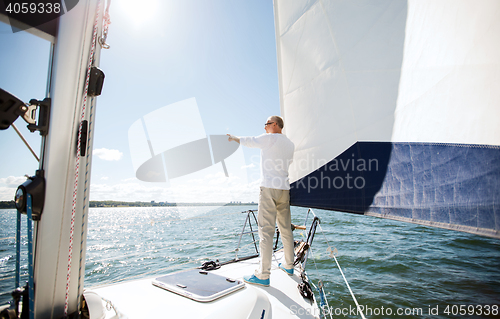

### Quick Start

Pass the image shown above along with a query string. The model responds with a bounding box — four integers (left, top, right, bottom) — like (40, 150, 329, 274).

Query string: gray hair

(271, 115, 284, 129)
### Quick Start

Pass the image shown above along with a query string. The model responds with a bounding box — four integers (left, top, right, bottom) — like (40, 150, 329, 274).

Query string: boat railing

(301, 208, 321, 269)
(234, 209, 260, 261)
(232, 208, 320, 270)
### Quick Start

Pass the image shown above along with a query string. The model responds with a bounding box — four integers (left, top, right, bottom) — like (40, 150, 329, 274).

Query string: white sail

(392, 0, 500, 145)
(275, 0, 407, 181)
(274, 0, 500, 238)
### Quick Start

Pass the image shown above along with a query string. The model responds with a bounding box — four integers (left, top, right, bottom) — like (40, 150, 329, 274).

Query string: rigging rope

(64, 0, 102, 316)
(99, 0, 111, 49)
(317, 223, 366, 319)
(12, 123, 40, 162)
(76, 94, 95, 313)
(307, 245, 333, 319)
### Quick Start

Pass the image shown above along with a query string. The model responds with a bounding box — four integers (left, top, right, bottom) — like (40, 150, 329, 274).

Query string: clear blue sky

(0, 0, 280, 203)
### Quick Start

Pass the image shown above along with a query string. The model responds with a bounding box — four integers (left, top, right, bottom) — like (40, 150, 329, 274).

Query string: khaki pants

(255, 187, 294, 280)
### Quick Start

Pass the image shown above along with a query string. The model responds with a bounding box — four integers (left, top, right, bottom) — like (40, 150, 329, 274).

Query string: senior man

(227, 115, 295, 286)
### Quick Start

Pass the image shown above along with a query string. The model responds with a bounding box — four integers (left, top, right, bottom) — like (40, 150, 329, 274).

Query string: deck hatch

(152, 269, 245, 302)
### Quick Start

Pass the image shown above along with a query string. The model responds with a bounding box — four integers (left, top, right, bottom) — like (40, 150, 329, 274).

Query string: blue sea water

(1, 206, 499, 318)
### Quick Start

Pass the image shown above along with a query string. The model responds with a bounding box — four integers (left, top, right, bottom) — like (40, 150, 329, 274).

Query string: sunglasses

(264, 122, 275, 126)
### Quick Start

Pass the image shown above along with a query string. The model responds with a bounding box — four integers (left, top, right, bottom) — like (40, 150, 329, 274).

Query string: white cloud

(89, 146, 260, 203)
(0, 187, 16, 201)
(100, 176, 109, 180)
(0, 176, 28, 187)
(241, 163, 256, 169)
(93, 148, 123, 161)
(0, 176, 29, 200)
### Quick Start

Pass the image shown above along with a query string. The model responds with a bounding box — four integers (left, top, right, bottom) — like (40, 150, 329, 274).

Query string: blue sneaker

(279, 263, 294, 275)
(243, 274, 270, 287)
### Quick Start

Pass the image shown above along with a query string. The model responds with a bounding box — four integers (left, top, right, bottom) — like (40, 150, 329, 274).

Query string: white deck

(87, 251, 320, 319)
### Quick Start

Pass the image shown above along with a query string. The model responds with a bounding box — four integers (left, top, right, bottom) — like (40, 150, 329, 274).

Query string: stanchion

(26, 194, 34, 319)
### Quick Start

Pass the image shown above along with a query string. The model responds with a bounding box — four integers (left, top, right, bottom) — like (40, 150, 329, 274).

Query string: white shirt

(240, 133, 295, 190)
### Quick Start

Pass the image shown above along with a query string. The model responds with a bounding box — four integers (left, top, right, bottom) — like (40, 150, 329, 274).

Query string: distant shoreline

(0, 200, 257, 209)
(88, 201, 257, 208)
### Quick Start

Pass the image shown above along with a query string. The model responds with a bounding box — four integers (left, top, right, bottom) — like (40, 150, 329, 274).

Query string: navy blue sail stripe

(290, 142, 500, 238)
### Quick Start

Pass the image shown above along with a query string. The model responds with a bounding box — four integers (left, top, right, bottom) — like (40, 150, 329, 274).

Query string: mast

(32, 0, 104, 317)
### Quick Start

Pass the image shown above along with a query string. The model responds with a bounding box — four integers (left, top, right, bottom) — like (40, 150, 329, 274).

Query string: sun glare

(119, 0, 160, 26)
